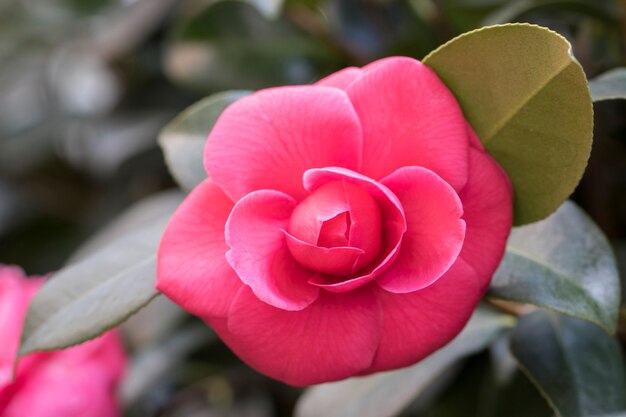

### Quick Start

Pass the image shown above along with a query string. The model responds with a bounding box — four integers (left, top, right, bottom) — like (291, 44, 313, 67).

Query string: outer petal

(204, 86, 363, 201)
(346, 57, 469, 190)
(365, 260, 481, 372)
(223, 285, 382, 386)
(225, 190, 319, 311)
(316, 67, 363, 90)
(467, 123, 485, 151)
(157, 179, 242, 319)
(377, 166, 466, 293)
(2, 364, 119, 417)
(363, 147, 513, 372)
(0, 266, 43, 388)
(457, 147, 513, 283)
(2, 334, 124, 417)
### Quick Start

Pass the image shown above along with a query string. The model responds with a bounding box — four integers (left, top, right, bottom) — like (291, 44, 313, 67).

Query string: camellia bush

(2, 0, 626, 416)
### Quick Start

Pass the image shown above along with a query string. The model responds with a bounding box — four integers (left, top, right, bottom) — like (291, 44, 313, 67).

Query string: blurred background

(0, 0, 625, 416)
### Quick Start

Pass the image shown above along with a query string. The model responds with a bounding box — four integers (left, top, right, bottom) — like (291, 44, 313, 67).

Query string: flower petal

(1, 332, 125, 417)
(467, 123, 485, 151)
(204, 86, 363, 201)
(0, 266, 43, 388)
(303, 167, 406, 292)
(284, 233, 364, 276)
(376, 166, 466, 293)
(315, 67, 363, 90)
(225, 190, 319, 311)
(362, 147, 513, 373)
(364, 259, 482, 373)
(457, 147, 513, 283)
(157, 179, 242, 318)
(223, 285, 382, 386)
(346, 57, 469, 190)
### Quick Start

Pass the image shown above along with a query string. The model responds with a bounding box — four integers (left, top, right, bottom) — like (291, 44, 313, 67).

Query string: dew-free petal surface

(157, 180, 242, 318)
(457, 147, 513, 283)
(2, 333, 125, 417)
(0, 266, 43, 388)
(204, 86, 363, 201)
(225, 190, 319, 311)
(303, 168, 406, 292)
(346, 57, 469, 190)
(377, 166, 466, 293)
(315, 67, 363, 90)
(365, 259, 481, 373)
(225, 286, 382, 386)
(363, 147, 512, 372)
(284, 233, 364, 276)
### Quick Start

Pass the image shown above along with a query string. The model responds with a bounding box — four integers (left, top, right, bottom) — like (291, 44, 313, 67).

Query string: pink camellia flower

(157, 56, 513, 386)
(0, 265, 126, 417)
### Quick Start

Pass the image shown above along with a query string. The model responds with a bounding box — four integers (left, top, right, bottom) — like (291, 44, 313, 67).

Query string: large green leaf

(589, 68, 626, 102)
(294, 306, 515, 417)
(511, 310, 626, 416)
(19, 191, 184, 355)
(423, 24, 593, 225)
(70, 191, 185, 262)
(489, 201, 619, 333)
(158, 91, 251, 191)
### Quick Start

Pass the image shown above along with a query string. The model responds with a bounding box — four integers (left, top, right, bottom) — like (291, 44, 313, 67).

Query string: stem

(485, 298, 537, 317)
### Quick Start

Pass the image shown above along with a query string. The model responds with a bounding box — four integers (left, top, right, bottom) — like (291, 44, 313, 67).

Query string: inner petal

(317, 211, 350, 248)
(287, 180, 383, 276)
(302, 167, 407, 293)
(284, 232, 364, 276)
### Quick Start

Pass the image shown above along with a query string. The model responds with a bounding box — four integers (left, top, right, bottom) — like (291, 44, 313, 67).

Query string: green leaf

(294, 306, 515, 417)
(511, 310, 626, 417)
(589, 68, 626, 102)
(158, 91, 251, 191)
(70, 190, 186, 262)
(489, 201, 620, 333)
(19, 191, 184, 355)
(423, 24, 593, 225)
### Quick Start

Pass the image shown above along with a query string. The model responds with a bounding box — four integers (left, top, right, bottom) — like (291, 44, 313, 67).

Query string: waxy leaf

(423, 24, 593, 225)
(70, 191, 185, 262)
(589, 68, 626, 102)
(489, 201, 619, 333)
(158, 91, 251, 191)
(19, 191, 184, 355)
(511, 310, 626, 416)
(295, 306, 514, 417)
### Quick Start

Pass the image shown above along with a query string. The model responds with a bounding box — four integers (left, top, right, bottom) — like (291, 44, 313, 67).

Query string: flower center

(317, 211, 350, 247)
(285, 180, 382, 276)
